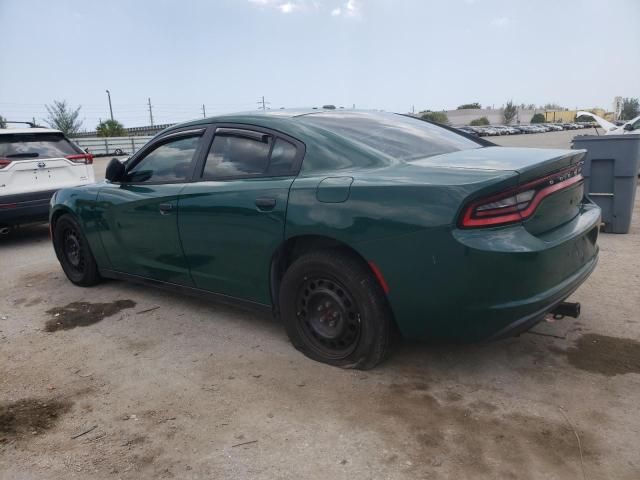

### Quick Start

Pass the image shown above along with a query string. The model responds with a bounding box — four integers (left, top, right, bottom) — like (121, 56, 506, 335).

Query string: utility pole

(202, 104, 206, 118)
(147, 98, 154, 126)
(257, 96, 270, 111)
(105, 90, 114, 121)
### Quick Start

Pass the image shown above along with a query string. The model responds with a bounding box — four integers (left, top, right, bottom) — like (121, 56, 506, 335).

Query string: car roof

(0, 128, 63, 135)
(160, 109, 400, 140)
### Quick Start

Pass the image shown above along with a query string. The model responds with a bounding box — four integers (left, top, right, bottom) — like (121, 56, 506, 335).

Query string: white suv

(0, 127, 95, 232)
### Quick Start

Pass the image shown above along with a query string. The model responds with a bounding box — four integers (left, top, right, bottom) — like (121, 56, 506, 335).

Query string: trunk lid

(410, 146, 587, 234)
(410, 146, 584, 182)
(0, 157, 92, 195)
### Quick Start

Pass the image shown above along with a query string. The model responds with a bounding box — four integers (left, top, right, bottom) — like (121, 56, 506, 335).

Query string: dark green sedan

(50, 110, 600, 368)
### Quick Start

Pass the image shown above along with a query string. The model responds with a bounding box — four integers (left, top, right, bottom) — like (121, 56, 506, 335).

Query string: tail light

(459, 162, 584, 228)
(65, 153, 94, 165)
(0, 158, 11, 169)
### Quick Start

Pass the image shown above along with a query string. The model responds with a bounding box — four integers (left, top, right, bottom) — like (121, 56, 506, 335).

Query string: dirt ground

(1, 130, 639, 479)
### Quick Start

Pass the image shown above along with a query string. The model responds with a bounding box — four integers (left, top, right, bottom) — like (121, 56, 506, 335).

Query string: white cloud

(490, 16, 510, 27)
(246, 0, 362, 17)
(330, 1, 361, 18)
(279, 2, 296, 13)
(345, 0, 358, 16)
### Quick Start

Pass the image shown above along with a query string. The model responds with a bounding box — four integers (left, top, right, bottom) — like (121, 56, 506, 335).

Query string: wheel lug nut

(333, 312, 339, 318)
(329, 321, 336, 327)
(317, 305, 323, 312)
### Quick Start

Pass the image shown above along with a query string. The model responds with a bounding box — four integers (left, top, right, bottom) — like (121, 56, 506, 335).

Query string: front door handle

(159, 203, 173, 215)
(255, 197, 276, 211)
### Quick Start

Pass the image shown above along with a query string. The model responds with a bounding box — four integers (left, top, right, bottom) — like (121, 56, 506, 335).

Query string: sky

(0, 0, 638, 130)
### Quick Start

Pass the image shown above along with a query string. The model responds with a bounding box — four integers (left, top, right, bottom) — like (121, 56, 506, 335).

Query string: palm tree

(96, 119, 126, 137)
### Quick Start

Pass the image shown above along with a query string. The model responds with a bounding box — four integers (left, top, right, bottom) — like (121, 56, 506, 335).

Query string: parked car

(480, 126, 500, 136)
(545, 124, 564, 131)
(0, 126, 95, 233)
(50, 110, 600, 369)
(491, 126, 509, 135)
(457, 126, 478, 136)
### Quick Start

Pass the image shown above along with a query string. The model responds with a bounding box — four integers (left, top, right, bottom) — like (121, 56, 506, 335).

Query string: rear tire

(279, 249, 393, 369)
(53, 214, 101, 287)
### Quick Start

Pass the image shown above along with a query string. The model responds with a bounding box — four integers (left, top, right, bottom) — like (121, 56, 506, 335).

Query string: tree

(44, 100, 82, 135)
(96, 119, 126, 137)
(531, 113, 546, 123)
(0, 115, 6, 128)
(525, 104, 536, 110)
(457, 103, 481, 110)
(469, 116, 490, 126)
(621, 97, 639, 120)
(543, 103, 564, 110)
(502, 100, 517, 125)
(420, 111, 449, 124)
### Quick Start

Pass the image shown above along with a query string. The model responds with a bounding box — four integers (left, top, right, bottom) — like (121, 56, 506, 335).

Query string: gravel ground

(1, 130, 639, 479)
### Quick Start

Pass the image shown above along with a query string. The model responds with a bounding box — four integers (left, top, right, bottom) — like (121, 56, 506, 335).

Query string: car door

(178, 125, 304, 304)
(97, 128, 207, 284)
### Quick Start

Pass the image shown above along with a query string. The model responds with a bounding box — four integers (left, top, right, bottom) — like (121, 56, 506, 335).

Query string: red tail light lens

(0, 158, 12, 169)
(459, 162, 584, 228)
(65, 153, 94, 165)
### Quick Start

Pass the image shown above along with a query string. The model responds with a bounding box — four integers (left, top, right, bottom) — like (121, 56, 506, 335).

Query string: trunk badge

(37, 162, 46, 168)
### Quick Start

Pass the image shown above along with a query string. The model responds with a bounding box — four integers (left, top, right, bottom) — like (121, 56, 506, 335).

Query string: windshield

(298, 112, 481, 161)
(0, 133, 80, 159)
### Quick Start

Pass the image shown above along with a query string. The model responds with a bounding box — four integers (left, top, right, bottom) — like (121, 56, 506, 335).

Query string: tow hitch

(549, 301, 581, 320)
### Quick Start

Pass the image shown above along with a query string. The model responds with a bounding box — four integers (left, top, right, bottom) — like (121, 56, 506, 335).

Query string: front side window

(202, 130, 272, 179)
(126, 135, 200, 183)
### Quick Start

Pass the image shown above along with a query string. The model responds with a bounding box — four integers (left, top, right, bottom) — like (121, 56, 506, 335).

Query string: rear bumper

(0, 189, 58, 226)
(487, 253, 597, 340)
(365, 202, 601, 342)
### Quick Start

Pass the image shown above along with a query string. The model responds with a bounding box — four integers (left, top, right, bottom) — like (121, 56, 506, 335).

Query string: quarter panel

(50, 184, 110, 269)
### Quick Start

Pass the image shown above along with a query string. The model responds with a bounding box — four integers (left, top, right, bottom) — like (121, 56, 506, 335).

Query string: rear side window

(298, 112, 480, 162)
(203, 131, 271, 179)
(0, 133, 80, 159)
(269, 138, 298, 176)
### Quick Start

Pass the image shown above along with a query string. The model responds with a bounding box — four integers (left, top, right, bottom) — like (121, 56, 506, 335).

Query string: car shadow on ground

(0, 223, 50, 248)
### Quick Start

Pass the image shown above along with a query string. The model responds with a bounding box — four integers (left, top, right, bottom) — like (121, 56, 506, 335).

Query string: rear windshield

(298, 112, 480, 161)
(0, 133, 80, 159)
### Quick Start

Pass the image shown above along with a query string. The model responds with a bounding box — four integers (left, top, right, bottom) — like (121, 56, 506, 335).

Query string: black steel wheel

(296, 276, 361, 359)
(53, 214, 101, 287)
(280, 249, 394, 369)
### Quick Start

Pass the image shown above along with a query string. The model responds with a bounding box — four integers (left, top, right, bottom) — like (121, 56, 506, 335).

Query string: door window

(202, 130, 272, 180)
(268, 138, 298, 176)
(201, 129, 300, 180)
(126, 135, 200, 183)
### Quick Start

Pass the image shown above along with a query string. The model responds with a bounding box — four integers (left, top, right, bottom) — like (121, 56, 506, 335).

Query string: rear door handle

(159, 203, 173, 215)
(255, 197, 276, 211)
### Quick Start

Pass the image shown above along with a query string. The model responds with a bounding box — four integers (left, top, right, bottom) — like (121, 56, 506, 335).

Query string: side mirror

(623, 123, 634, 131)
(105, 158, 126, 183)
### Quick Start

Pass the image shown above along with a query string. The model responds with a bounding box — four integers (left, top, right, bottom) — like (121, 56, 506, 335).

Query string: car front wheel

(279, 249, 393, 369)
(53, 214, 101, 287)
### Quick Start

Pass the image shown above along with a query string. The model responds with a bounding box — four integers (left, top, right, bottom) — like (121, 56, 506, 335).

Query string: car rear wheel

(53, 214, 101, 287)
(279, 249, 393, 369)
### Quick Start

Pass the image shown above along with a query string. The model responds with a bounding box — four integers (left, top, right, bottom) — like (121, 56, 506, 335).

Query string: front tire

(53, 214, 101, 287)
(279, 249, 393, 369)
